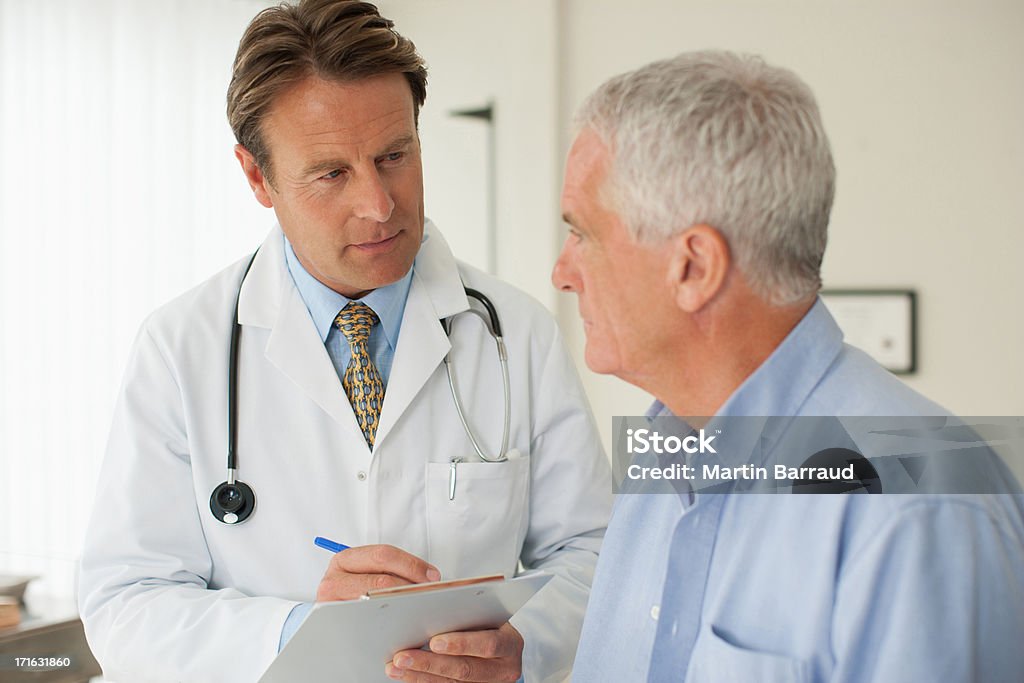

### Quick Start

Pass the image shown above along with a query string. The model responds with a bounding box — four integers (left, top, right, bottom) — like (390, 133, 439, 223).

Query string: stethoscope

(210, 251, 512, 524)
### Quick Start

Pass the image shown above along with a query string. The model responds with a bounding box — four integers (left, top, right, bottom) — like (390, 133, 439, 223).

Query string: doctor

(78, 2, 611, 682)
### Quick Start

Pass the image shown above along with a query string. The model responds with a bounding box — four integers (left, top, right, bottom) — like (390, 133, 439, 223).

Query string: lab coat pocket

(684, 623, 812, 683)
(425, 451, 530, 581)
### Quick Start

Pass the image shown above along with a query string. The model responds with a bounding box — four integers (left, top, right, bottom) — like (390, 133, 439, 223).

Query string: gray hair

(576, 50, 835, 305)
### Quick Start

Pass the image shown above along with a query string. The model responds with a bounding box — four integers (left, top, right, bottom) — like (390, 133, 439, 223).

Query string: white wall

(377, 0, 561, 310)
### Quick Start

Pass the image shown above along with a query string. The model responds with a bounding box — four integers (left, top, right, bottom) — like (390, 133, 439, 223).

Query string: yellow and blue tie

(335, 302, 385, 449)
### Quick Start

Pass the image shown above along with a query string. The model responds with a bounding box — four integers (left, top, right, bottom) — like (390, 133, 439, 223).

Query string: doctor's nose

(551, 238, 580, 293)
(352, 170, 395, 223)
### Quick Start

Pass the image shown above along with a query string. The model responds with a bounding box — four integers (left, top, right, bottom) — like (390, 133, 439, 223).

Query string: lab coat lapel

(264, 285, 362, 433)
(237, 226, 363, 438)
(374, 222, 468, 447)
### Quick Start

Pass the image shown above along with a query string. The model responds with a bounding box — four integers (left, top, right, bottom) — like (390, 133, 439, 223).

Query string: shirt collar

(715, 297, 843, 418)
(283, 235, 413, 349)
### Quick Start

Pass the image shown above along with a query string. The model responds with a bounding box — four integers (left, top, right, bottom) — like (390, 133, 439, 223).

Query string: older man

(79, 2, 610, 681)
(553, 51, 1024, 681)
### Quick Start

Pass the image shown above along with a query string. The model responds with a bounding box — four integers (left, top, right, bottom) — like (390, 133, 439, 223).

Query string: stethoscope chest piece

(210, 479, 256, 524)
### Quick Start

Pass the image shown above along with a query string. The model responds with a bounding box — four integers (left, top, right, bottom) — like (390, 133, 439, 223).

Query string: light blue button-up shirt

(572, 299, 1024, 682)
(283, 236, 412, 387)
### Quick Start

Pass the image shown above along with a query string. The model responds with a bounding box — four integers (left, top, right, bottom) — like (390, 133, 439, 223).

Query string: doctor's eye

(320, 169, 343, 181)
(380, 151, 405, 164)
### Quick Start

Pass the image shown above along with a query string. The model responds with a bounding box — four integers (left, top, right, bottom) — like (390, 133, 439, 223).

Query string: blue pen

(314, 536, 350, 553)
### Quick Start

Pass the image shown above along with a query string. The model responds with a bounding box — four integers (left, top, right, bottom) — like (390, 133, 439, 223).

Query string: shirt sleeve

(830, 497, 1024, 682)
(279, 602, 315, 651)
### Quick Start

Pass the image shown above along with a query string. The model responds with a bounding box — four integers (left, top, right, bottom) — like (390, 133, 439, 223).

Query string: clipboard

(259, 572, 553, 682)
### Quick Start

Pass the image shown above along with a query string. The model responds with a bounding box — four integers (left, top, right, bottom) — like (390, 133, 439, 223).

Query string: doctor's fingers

(330, 544, 441, 583)
(384, 651, 521, 683)
(315, 545, 441, 600)
(386, 624, 523, 683)
(316, 571, 414, 602)
(429, 623, 523, 660)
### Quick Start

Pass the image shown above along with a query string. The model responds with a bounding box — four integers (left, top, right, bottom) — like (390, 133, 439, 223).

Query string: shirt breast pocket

(424, 450, 530, 580)
(685, 624, 813, 683)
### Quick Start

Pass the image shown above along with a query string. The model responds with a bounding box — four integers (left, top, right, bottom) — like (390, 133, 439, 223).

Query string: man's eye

(384, 152, 404, 162)
(321, 169, 342, 180)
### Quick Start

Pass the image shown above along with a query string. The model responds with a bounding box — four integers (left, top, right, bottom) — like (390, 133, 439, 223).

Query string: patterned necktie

(334, 302, 385, 449)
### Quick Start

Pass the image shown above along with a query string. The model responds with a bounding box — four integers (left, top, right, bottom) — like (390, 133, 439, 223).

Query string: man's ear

(666, 224, 731, 313)
(234, 144, 274, 208)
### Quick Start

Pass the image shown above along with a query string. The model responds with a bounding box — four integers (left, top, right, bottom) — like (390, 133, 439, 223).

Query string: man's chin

(343, 263, 414, 296)
(583, 347, 618, 376)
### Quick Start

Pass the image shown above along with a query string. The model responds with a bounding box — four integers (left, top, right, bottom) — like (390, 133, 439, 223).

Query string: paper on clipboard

(259, 572, 553, 683)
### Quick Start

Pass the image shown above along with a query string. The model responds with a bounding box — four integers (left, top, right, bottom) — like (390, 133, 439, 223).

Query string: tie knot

(335, 302, 379, 345)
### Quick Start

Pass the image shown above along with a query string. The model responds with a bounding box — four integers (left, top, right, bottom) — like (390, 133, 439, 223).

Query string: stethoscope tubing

(226, 250, 260, 481)
(443, 292, 511, 463)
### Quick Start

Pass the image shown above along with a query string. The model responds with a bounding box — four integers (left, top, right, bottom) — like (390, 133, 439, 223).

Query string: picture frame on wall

(820, 289, 917, 375)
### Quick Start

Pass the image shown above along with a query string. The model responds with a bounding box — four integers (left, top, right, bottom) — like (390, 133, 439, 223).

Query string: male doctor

(78, 2, 611, 681)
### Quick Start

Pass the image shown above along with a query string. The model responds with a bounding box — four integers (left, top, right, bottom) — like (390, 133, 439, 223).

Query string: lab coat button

(357, 471, 367, 481)
(650, 605, 660, 620)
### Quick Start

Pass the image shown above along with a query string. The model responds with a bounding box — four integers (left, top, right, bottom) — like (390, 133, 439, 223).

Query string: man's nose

(551, 238, 579, 293)
(352, 169, 395, 222)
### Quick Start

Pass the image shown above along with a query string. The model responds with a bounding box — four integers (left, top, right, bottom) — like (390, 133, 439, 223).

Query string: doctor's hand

(315, 544, 441, 602)
(385, 622, 524, 682)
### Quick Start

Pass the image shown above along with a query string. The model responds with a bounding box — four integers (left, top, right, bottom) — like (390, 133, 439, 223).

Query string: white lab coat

(78, 221, 612, 683)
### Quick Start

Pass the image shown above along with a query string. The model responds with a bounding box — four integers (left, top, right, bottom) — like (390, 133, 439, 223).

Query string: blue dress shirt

(278, 234, 413, 651)
(572, 299, 1024, 682)
(283, 236, 412, 387)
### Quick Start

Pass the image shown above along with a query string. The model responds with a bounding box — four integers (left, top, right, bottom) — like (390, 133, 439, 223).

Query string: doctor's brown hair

(226, 0, 428, 182)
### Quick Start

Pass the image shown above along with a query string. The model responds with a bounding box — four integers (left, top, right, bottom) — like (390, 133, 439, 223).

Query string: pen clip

(449, 457, 463, 501)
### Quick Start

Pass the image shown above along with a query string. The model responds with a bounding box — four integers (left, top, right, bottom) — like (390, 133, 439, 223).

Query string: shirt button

(650, 605, 660, 620)
(356, 471, 367, 481)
